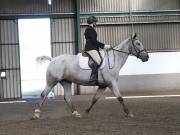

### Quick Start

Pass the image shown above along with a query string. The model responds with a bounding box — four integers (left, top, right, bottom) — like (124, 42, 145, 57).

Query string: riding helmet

(87, 16, 98, 24)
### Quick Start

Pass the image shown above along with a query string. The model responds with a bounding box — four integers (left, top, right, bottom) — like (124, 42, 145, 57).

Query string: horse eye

(136, 43, 140, 46)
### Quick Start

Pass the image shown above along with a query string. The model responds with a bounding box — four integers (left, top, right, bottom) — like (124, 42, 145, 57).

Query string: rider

(84, 16, 111, 82)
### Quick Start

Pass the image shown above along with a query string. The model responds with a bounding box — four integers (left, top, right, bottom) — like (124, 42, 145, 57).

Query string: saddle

(78, 51, 105, 70)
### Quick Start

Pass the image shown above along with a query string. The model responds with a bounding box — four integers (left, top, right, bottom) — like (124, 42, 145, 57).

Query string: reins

(106, 47, 130, 69)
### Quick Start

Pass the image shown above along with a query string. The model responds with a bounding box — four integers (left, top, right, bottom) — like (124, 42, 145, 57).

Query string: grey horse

(32, 33, 149, 119)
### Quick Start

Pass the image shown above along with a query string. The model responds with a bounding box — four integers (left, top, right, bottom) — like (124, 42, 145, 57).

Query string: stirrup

(89, 73, 98, 81)
(89, 80, 99, 85)
(89, 75, 99, 85)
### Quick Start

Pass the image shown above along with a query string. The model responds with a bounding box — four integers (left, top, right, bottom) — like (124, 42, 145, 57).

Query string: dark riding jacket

(84, 25, 105, 51)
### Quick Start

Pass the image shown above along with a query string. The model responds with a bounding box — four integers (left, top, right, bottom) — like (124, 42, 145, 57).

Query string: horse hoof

(30, 109, 41, 120)
(30, 113, 41, 120)
(126, 112, 134, 118)
(85, 109, 90, 114)
(72, 111, 82, 118)
(83, 110, 89, 117)
(30, 115, 40, 120)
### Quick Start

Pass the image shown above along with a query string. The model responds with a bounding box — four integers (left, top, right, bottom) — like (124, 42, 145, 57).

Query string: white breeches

(86, 50, 102, 65)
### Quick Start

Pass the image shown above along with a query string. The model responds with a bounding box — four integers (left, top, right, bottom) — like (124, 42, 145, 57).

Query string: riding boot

(89, 62, 99, 83)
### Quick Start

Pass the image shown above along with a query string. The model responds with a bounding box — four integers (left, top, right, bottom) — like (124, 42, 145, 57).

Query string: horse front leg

(109, 82, 134, 117)
(85, 86, 106, 114)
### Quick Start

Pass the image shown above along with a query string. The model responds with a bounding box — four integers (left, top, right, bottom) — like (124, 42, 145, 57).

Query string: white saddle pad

(78, 51, 105, 70)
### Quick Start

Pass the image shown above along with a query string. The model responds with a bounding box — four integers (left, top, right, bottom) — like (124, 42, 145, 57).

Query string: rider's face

(93, 22, 97, 27)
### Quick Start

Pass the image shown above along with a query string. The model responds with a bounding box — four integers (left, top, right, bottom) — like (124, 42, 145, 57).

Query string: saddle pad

(78, 51, 105, 70)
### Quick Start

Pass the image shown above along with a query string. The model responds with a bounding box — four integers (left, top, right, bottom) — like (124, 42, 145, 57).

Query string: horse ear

(132, 33, 137, 39)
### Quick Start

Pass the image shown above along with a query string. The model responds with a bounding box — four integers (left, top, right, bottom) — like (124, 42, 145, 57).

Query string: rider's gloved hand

(104, 45, 112, 50)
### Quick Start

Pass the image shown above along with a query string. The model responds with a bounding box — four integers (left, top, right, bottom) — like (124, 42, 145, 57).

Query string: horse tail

(36, 56, 52, 64)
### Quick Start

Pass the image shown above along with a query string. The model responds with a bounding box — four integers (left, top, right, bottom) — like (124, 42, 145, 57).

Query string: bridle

(111, 38, 147, 58)
(107, 38, 147, 69)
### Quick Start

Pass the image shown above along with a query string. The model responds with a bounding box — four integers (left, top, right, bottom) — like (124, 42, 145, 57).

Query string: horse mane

(113, 38, 130, 50)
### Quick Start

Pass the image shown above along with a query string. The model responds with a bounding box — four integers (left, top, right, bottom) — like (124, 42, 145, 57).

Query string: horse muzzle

(140, 53, 149, 62)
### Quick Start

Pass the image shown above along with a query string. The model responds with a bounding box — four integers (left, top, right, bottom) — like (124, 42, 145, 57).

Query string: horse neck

(114, 38, 130, 54)
(108, 39, 130, 73)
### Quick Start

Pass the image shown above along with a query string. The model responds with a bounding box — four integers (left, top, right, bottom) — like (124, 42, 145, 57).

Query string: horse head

(128, 33, 149, 62)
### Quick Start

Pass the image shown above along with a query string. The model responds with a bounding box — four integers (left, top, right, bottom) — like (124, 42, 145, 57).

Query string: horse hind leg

(31, 79, 57, 120)
(60, 80, 81, 118)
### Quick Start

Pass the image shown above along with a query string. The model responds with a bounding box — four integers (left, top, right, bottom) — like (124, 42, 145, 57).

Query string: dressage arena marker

(105, 95, 180, 100)
(0, 100, 27, 104)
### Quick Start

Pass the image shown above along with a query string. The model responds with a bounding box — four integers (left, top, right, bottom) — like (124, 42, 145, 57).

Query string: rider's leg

(86, 50, 102, 82)
(87, 50, 102, 65)
(89, 62, 99, 81)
